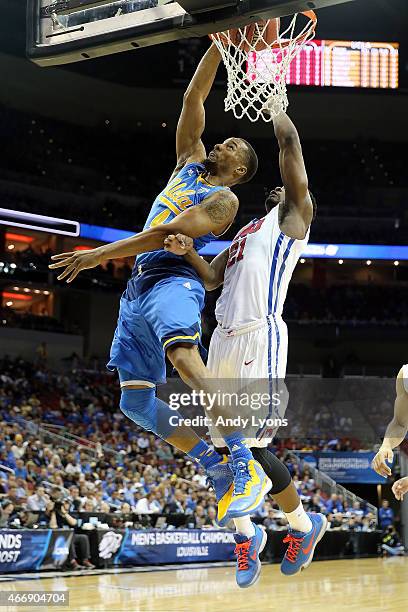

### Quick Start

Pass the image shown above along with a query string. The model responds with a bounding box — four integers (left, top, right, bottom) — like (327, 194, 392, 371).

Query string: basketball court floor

(2, 558, 408, 611)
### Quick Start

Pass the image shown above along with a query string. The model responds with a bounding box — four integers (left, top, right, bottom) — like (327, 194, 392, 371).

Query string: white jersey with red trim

(215, 206, 309, 330)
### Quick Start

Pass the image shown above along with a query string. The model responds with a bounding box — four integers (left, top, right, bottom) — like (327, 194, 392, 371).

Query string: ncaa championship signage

(300, 451, 387, 484)
(113, 529, 236, 566)
(0, 530, 73, 573)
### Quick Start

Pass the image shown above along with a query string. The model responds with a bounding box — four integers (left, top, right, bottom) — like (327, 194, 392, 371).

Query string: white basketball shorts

(206, 316, 289, 448)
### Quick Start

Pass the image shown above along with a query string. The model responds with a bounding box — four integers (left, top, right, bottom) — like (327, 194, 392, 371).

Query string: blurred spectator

(378, 500, 394, 529)
(27, 485, 49, 511)
(203, 506, 219, 529)
(0, 500, 15, 527)
(381, 525, 405, 557)
(325, 494, 344, 514)
(39, 500, 95, 570)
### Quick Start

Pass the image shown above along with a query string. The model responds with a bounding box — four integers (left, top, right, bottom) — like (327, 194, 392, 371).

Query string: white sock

(234, 515, 256, 538)
(284, 502, 312, 533)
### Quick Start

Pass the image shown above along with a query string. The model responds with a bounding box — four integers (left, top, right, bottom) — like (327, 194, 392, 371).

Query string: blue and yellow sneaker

(234, 523, 267, 588)
(206, 456, 234, 524)
(280, 513, 328, 576)
(220, 459, 271, 526)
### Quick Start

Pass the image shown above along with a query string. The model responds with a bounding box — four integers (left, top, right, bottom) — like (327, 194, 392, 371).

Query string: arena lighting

(3, 292, 32, 302)
(366, 260, 372, 266)
(3, 209, 408, 261)
(394, 261, 400, 266)
(338, 259, 344, 265)
(5, 232, 34, 244)
(0, 208, 79, 237)
(79, 223, 408, 261)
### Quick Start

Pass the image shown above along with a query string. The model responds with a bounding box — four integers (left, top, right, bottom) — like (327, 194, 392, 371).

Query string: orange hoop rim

(210, 10, 317, 51)
(275, 10, 317, 50)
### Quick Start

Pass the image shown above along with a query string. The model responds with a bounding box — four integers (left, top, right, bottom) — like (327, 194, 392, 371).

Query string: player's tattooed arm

(49, 192, 237, 283)
(164, 234, 229, 290)
(200, 191, 239, 231)
(372, 367, 408, 478)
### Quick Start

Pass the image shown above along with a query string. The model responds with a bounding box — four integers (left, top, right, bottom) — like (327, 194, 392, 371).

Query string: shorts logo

(183, 282, 192, 290)
(244, 359, 255, 366)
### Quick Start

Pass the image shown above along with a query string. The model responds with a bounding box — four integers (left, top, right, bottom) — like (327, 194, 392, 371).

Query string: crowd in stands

(0, 357, 381, 557)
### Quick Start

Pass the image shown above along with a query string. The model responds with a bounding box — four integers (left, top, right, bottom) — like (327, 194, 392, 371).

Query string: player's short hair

(309, 190, 317, 220)
(238, 139, 258, 184)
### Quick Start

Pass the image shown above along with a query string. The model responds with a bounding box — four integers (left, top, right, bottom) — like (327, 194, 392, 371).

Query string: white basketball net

(211, 13, 316, 123)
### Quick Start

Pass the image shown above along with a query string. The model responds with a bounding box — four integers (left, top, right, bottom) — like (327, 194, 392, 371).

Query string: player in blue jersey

(50, 43, 271, 522)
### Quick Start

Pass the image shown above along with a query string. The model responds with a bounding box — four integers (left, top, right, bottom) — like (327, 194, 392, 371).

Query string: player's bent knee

(119, 387, 157, 432)
(251, 447, 292, 494)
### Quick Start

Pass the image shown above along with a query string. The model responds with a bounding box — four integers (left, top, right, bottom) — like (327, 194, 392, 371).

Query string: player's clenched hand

(392, 476, 408, 501)
(164, 234, 194, 256)
(371, 446, 394, 478)
(49, 249, 103, 283)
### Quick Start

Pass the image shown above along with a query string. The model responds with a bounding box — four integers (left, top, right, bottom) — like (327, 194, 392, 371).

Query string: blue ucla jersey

(135, 162, 229, 272)
(111, 162, 229, 379)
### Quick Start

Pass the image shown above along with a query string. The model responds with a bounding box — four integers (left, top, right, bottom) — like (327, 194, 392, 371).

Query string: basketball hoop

(210, 11, 317, 123)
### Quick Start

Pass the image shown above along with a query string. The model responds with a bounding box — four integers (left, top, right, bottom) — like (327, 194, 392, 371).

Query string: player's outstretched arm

(372, 367, 408, 477)
(164, 233, 229, 290)
(173, 44, 221, 173)
(273, 112, 313, 239)
(49, 190, 238, 282)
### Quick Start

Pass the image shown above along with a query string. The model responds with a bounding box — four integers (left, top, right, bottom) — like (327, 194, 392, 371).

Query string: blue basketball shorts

(107, 276, 205, 385)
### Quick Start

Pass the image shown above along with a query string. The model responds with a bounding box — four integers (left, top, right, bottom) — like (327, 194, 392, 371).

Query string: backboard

(27, 0, 357, 67)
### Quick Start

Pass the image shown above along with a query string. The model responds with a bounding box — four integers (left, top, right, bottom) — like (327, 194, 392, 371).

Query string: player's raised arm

(164, 233, 229, 291)
(372, 367, 408, 478)
(174, 44, 221, 172)
(273, 112, 313, 239)
(49, 190, 238, 282)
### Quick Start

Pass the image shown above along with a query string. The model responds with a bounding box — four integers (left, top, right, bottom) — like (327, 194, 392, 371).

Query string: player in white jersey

(165, 111, 327, 587)
(372, 365, 408, 500)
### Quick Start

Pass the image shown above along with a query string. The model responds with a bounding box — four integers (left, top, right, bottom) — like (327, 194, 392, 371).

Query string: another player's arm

(273, 112, 313, 239)
(171, 44, 221, 177)
(372, 368, 408, 477)
(49, 191, 238, 282)
(164, 233, 229, 291)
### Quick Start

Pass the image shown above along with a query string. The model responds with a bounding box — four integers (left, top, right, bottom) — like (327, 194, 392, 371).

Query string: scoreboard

(249, 40, 399, 89)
